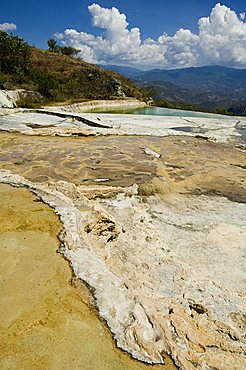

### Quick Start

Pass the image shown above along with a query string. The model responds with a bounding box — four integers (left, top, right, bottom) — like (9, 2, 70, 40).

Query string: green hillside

(0, 31, 145, 107)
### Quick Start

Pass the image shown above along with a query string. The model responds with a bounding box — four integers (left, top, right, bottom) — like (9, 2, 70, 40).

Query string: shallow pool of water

(85, 106, 229, 119)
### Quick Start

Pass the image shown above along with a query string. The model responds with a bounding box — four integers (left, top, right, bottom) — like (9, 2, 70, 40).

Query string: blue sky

(1, 1, 246, 68)
(0, 1, 244, 47)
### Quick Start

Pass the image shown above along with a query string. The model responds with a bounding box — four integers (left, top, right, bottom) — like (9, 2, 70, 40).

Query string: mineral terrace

(0, 107, 245, 370)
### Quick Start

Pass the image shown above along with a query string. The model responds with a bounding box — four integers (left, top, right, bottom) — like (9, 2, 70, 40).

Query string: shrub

(16, 96, 43, 108)
(30, 71, 59, 98)
(0, 72, 7, 88)
(0, 31, 31, 76)
(47, 39, 80, 57)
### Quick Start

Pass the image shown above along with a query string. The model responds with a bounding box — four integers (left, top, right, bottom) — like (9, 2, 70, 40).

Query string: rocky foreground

(1, 183, 175, 370)
(0, 108, 245, 370)
(0, 107, 245, 146)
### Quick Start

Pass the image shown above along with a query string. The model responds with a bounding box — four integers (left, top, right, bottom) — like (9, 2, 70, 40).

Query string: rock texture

(1, 183, 175, 370)
(43, 98, 147, 113)
(0, 170, 245, 370)
(0, 105, 245, 369)
(0, 89, 42, 108)
(0, 109, 245, 146)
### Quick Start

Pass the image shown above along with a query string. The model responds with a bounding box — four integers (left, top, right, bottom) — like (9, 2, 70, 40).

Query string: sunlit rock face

(93, 192, 246, 368)
(0, 89, 43, 108)
(0, 90, 14, 108)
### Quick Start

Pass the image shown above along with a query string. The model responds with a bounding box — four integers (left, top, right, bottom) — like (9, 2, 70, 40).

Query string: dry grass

(3, 47, 145, 103)
(138, 177, 172, 196)
(31, 48, 144, 99)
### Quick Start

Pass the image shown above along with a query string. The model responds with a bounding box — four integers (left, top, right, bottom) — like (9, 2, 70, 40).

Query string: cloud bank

(0, 22, 17, 31)
(56, 3, 246, 69)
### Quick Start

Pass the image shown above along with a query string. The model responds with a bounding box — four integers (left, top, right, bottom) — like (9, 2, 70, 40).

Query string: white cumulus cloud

(0, 22, 17, 31)
(55, 3, 246, 69)
(198, 3, 246, 67)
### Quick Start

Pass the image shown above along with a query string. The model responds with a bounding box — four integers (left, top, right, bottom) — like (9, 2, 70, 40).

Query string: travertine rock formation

(0, 170, 245, 370)
(0, 89, 42, 108)
(0, 109, 245, 147)
(0, 104, 245, 369)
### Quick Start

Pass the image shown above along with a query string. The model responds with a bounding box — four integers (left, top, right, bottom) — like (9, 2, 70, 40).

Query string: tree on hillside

(59, 46, 80, 57)
(47, 39, 58, 53)
(47, 38, 80, 57)
(0, 31, 31, 75)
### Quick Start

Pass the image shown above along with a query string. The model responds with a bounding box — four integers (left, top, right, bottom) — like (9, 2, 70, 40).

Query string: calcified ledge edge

(1, 170, 245, 370)
(0, 171, 164, 364)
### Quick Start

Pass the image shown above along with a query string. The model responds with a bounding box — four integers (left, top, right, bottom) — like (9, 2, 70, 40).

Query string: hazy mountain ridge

(101, 65, 246, 115)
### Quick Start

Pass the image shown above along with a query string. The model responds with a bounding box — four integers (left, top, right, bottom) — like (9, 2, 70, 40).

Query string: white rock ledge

(43, 98, 147, 112)
(0, 109, 245, 145)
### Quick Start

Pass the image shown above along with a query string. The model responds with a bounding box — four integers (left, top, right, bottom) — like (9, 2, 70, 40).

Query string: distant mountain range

(101, 65, 143, 78)
(101, 65, 246, 115)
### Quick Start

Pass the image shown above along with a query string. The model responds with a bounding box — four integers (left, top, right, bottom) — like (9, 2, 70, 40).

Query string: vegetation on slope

(0, 31, 145, 107)
(47, 38, 80, 57)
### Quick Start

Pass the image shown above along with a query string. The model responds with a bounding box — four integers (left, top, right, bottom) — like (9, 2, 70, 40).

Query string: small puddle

(25, 123, 56, 129)
(235, 122, 246, 143)
(171, 126, 207, 134)
(0, 184, 176, 369)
